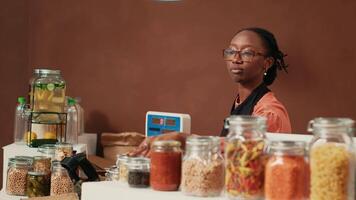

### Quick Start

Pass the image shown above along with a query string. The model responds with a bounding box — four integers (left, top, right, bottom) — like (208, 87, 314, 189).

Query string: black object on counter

(61, 153, 99, 182)
(128, 170, 150, 188)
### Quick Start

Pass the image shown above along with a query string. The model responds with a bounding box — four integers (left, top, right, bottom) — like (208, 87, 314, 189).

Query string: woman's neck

(237, 80, 264, 103)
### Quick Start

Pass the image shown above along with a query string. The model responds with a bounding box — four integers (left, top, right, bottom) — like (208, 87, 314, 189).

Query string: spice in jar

(55, 142, 73, 161)
(26, 171, 50, 197)
(116, 154, 130, 182)
(127, 157, 150, 188)
(310, 143, 351, 200)
(150, 140, 182, 191)
(6, 158, 32, 196)
(265, 141, 308, 200)
(225, 139, 265, 198)
(33, 156, 51, 174)
(50, 166, 74, 196)
(181, 136, 224, 197)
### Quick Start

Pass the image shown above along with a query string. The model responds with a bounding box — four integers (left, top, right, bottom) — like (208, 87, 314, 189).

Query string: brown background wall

(1, 0, 356, 187)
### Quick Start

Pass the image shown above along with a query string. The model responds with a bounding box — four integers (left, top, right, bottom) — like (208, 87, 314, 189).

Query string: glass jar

(181, 136, 224, 197)
(116, 154, 130, 182)
(6, 158, 32, 196)
(38, 144, 56, 161)
(26, 171, 50, 197)
(150, 140, 182, 191)
(105, 165, 120, 181)
(50, 166, 74, 196)
(308, 117, 355, 200)
(225, 115, 267, 200)
(265, 141, 309, 200)
(14, 156, 34, 165)
(126, 157, 150, 188)
(55, 142, 73, 161)
(33, 69, 66, 113)
(33, 156, 51, 174)
(28, 69, 41, 109)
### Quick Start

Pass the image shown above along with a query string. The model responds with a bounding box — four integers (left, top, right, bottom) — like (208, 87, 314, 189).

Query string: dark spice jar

(127, 157, 150, 188)
(150, 140, 182, 191)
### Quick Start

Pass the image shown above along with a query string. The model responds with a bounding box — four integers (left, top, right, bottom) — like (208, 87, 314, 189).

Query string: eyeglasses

(223, 48, 266, 62)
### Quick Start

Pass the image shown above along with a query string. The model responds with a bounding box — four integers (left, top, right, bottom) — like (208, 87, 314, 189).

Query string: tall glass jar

(181, 136, 224, 197)
(50, 166, 74, 196)
(126, 157, 150, 188)
(28, 69, 41, 109)
(308, 117, 355, 200)
(33, 69, 66, 113)
(150, 140, 182, 191)
(6, 158, 32, 196)
(225, 115, 267, 200)
(265, 141, 309, 200)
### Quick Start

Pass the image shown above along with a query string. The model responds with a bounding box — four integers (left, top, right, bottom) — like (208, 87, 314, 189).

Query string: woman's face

(225, 30, 269, 85)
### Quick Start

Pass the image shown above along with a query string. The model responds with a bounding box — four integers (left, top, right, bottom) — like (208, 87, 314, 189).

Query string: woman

(130, 27, 291, 156)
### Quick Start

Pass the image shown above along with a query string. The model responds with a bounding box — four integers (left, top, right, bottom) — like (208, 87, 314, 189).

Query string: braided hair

(236, 27, 288, 86)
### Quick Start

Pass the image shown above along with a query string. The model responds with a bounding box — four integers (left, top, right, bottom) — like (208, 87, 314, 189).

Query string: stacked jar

(26, 171, 50, 197)
(126, 157, 150, 188)
(308, 118, 355, 200)
(225, 115, 266, 200)
(181, 136, 224, 197)
(55, 142, 73, 161)
(150, 140, 182, 191)
(264, 141, 309, 200)
(50, 166, 74, 196)
(6, 158, 32, 196)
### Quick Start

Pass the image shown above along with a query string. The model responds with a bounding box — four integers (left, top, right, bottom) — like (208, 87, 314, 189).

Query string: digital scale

(145, 111, 191, 137)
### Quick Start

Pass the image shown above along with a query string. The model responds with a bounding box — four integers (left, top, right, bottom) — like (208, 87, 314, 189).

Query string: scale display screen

(147, 114, 181, 136)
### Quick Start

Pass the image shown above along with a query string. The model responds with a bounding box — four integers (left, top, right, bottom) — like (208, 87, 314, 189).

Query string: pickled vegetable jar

(265, 141, 309, 200)
(308, 118, 355, 200)
(26, 171, 50, 197)
(33, 69, 66, 113)
(150, 140, 182, 191)
(225, 115, 266, 200)
(181, 136, 224, 197)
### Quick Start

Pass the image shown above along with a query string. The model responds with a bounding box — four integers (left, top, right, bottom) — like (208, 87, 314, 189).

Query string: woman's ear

(264, 57, 274, 70)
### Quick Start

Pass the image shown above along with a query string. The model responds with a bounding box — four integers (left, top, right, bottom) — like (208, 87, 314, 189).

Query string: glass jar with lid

(308, 117, 355, 200)
(38, 144, 56, 161)
(116, 154, 131, 182)
(6, 158, 32, 196)
(26, 170, 50, 197)
(181, 136, 224, 197)
(126, 157, 150, 188)
(225, 115, 267, 200)
(50, 166, 74, 196)
(150, 140, 182, 191)
(55, 142, 73, 161)
(105, 165, 120, 181)
(33, 156, 51, 174)
(32, 69, 66, 113)
(265, 141, 309, 200)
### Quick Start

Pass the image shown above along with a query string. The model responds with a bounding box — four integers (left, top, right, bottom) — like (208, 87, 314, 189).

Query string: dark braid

(236, 27, 288, 86)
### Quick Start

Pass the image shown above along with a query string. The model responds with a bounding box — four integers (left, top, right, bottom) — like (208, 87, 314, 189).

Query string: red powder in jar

(150, 151, 182, 191)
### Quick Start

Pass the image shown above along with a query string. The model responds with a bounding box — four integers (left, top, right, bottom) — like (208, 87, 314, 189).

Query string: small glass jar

(308, 117, 355, 200)
(33, 69, 66, 113)
(126, 157, 150, 188)
(181, 136, 224, 197)
(50, 166, 74, 196)
(150, 140, 182, 191)
(14, 156, 34, 165)
(38, 144, 56, 161)
(265, 141, 309, 200)
(116, 154, 130, 182)
(33, 156, 51, 174)
(6, 158, 32, 196)
(105, 165, 120, 181)
(225, 115, 267, 200)
(26, 171, 50, 197)
(55, 142, 73, 161)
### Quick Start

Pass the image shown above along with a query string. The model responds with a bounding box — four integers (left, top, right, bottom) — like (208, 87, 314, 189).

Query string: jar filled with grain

(308, 117, 355, 200)
(181, 136, 224, 197)
(6, 158, 32, 196)
(265, 141, 309, 200)
(126, 157, 150, 188)
(50, 166, 74, 196)
(225, 115, 267, 200)
(116, 154, 131, 183)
